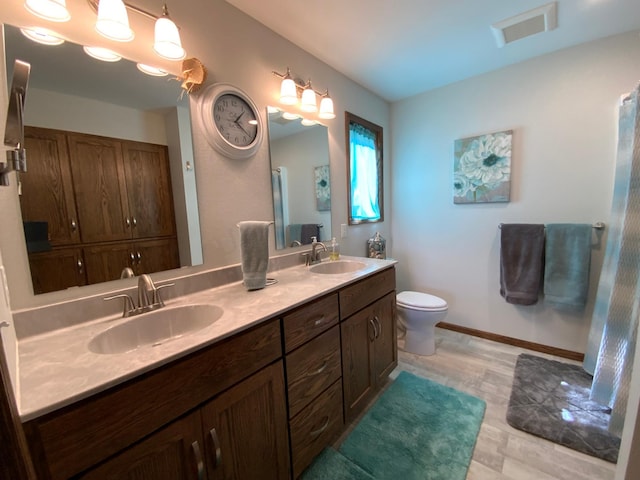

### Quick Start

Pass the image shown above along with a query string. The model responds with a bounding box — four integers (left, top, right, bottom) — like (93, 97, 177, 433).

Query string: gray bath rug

(506, 353, 620, 463)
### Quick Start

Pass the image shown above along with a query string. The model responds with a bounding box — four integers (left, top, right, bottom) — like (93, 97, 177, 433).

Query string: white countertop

(17, 256, 396, 422)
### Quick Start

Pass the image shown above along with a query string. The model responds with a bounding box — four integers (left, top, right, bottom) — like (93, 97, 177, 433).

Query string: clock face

(213, 93, 258, 147)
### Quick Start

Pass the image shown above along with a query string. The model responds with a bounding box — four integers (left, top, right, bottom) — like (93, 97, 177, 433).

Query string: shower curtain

(584, 84, 640, 436)
(271, 167, 289, 250)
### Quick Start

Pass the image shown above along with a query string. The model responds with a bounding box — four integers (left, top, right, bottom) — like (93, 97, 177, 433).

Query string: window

(346, 112, 383, 225)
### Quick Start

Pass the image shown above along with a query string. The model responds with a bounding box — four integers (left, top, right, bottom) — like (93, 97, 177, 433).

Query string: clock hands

(233, 110, 252, 137)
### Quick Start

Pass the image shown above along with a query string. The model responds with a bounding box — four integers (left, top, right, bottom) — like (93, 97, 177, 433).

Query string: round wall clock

(198, 83, 264, 159)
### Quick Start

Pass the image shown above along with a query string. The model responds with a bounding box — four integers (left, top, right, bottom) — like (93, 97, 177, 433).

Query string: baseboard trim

(436, 322, 585, 362)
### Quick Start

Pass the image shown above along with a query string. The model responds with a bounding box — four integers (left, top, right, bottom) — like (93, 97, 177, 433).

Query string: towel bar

(498, 222, 605, 230)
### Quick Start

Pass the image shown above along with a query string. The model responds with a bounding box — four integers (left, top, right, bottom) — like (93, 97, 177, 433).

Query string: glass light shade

(83, 46, 122, 62)
(282, 112, 299, 120)
(279, 77, 298, 105)
(154, 17, 185, 60)
(300, 86, 317, 112)
(301, 118, 316, 126)
(137, 63, 168, 76)
(20, 27, 64, 45)
(318, 96, 336, 119)
(95, 0, 134, 42)
(24, 0, 70, 22)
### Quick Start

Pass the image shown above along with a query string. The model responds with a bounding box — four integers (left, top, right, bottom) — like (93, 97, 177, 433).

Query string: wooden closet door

(67, 133, 131, 243)
(21, 127, 80, 246)
(122, 141, 176, 239)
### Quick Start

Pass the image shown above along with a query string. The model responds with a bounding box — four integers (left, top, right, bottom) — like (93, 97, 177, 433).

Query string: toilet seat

(397, 291, 448, 312)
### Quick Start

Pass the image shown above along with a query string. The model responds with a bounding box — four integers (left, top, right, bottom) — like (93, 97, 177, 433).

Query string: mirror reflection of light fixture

(301, 118, 316, 126)
(282, 112, 300, 120)
(83, 45, 122, 62)
(154, 4, 185, 60)
(273, 67, 335, 120)
(24, 0, 71, 22)
(95, 0, 135, 42)
(136, 63, 168, 76)
(20, 27, 65, 45)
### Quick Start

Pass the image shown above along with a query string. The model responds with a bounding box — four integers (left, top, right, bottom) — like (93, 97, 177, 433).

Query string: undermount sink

(309, 260, 367, 275)
(89, 304, 223, 355)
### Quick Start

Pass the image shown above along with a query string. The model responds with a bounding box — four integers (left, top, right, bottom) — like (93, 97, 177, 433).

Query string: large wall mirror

(4, 24, 203, 295)
(267, 108, 331, 250)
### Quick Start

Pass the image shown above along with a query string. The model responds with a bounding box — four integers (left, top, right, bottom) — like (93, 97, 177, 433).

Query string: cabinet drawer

(25, 319, 282, 480)
(339, 267, 396, 319)
(290, 380, 344, 479)
(283, 293, 339, 352)
(286, 326, 342, 418)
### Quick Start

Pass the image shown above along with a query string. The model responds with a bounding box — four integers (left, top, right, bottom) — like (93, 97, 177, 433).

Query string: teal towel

(544, 223, 592, 306)
(238, 221, 270, 291)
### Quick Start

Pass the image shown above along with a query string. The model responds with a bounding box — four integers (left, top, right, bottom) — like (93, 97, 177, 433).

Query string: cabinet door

(28, 248, 86, 294)
(201, 362, 290, 480)
(78, 410, 205, 480)
(67, 133, 131, 243)
(341, 305, 376, 423)
(122, 141, 176, 239)
(21, 127, 80, 246)
(133, 238, 180, 276)
(83, 243, 134, 285)
(372, 292, 398, 386)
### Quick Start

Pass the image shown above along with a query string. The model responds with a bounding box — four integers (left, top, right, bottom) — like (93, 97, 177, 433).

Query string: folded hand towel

(300, 223, 320, 244)
(500, 224, 545, 305)
(238, 221, 271, 291)
(544, 223, 592, 307)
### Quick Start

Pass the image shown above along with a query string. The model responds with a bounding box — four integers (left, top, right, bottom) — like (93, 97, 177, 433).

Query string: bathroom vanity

(15, 257, 397, 479)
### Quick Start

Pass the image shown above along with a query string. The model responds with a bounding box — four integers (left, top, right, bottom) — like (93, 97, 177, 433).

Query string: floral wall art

(314, 165, 331, 211)
(453, 130, 512, 204)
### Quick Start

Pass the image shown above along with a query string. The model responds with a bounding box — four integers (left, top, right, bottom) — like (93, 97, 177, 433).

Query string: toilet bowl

(396, 291, 448, 356)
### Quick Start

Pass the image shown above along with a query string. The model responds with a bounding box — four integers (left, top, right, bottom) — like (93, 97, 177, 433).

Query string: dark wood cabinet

(340, 271, 397, 423)
(28, 247, 87, 294)
(20, 127, 179, 293)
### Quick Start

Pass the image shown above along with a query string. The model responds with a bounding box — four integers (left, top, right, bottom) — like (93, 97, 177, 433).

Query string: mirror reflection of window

(346, 112, 383, 224)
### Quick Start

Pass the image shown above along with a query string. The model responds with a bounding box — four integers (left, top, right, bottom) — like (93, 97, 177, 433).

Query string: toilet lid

(397, 291, 448, 311)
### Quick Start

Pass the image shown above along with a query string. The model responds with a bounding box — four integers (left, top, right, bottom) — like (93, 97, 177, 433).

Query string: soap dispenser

(329, 237, 340, 261)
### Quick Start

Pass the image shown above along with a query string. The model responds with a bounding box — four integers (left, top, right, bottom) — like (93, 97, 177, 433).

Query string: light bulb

(318, 95, 336, 120)
(154, 6, 185, 60)
(280, 77, 297, 105)
(95, 0, 134, 42)
(300, 83, 317, 112)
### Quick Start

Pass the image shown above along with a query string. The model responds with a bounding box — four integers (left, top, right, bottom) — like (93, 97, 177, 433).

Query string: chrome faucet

(105, 274, 174, 317)
(307, 237, 327, 266)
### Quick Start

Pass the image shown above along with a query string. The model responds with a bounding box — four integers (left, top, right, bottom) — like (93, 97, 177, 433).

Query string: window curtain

(584, 84, 640, 436)
(349, 123, 380, 220)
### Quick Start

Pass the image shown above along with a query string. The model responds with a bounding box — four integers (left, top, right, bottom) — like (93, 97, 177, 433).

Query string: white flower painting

(454, 130, 512, 204)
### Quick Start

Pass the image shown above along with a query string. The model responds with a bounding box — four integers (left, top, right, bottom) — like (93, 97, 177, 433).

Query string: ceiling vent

(491, 2, 557, 48)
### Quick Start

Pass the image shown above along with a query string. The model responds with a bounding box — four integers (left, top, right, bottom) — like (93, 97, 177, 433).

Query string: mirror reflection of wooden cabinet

(27, 247, 87, 294)
(21, 127, 180, 294)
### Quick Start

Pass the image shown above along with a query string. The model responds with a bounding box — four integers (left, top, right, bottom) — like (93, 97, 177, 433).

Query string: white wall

(391, 31, 640, 353)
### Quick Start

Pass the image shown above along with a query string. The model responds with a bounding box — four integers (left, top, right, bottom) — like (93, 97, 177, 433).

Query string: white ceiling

(226, 0, 640, 102)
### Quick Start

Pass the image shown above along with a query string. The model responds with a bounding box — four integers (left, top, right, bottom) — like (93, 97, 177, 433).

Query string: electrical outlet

(341, 224, 348, 238)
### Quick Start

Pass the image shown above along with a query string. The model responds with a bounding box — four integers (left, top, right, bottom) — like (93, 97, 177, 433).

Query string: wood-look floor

(338, 327, 617, 480)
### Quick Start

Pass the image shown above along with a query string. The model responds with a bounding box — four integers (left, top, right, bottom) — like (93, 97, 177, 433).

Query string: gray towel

(500, 224, 545, 305)
(238, 221, 271, 291)
(286, 223, 302, 246)
(544, 224, 592, 307)
(300, 224, 320, 244)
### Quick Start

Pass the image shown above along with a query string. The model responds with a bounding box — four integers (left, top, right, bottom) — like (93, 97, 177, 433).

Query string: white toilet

(396, 291, 448, 356)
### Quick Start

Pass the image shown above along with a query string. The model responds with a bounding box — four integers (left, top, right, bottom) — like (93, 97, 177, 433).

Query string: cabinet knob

(209, 428, 222, 468)
(130, 252, 136, 264)
(76, 258, 83, 272)
(70, 219, 77, 231)
(125, 217, 131, 228)
(190, 441, 205, 480)
(136, 251, 142, 263)
(132, 216, 137, 227)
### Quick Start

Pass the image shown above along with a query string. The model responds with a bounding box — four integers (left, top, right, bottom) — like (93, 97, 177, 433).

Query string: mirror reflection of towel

(300, 224, 320, 244)
(500, 224, 545, 305)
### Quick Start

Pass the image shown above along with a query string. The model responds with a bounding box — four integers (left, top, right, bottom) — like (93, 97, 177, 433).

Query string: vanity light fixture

(300, 118, 317, 126)
(153, 4, 185, 60)
(95, 0, 134, 42)
(281, 112, 300, 120)
(20, 27, 65, 45)
(83, 45, 122, 62)
(136, 63, 168, 76)
(273, 67, 335, 120)
(24, 0, 71, 22)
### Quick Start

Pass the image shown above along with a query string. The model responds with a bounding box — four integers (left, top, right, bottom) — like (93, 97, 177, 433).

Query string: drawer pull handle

(191, 441, 205, 480)
(307, 360, 328, 377)
(314, 315, 327, 326)
(309, 416, 330, 438)
(373, 315, 381, 339)
(368, 318, 376, 341)
(210, 427, 222, 468)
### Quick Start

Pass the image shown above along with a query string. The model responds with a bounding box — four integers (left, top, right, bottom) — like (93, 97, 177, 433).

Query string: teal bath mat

(303, 371, 486, 480)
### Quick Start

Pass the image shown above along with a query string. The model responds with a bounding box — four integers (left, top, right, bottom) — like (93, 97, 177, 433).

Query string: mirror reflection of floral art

(453, 130, 512, 204)
(314, 165, 331, 211)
